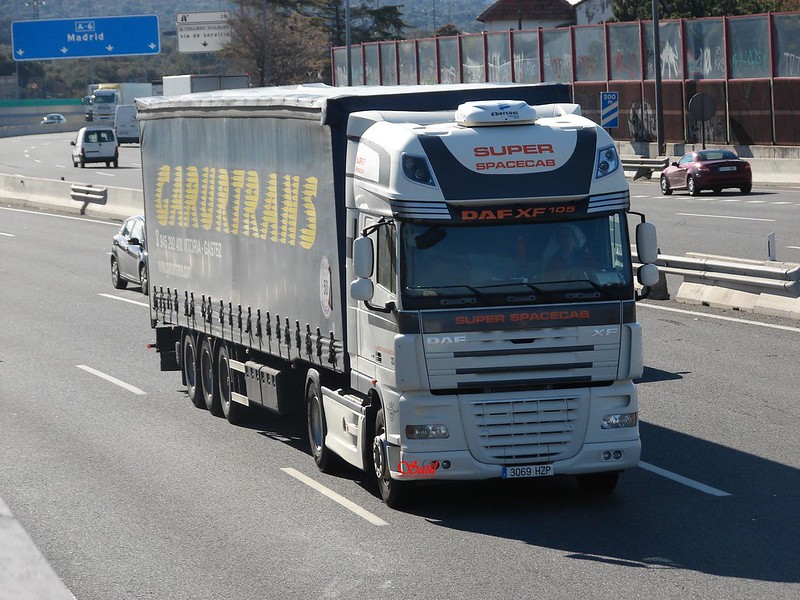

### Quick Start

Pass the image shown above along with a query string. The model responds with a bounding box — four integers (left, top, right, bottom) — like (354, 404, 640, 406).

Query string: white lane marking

(787, 245, 800, 250)
(0, 206, 117, 226)
(281, 467, 388, 526)
(772, 201, 792, 205)
(745, 200, 767, 204)
(76, 365, 146, 395)
(99, 293, 149, 308)
(93, 171, 115, 177)
(676, 212, 775, 222)
(639, 302, 800, 333)
(719, 198, 742, 202)
(640, 462, 731, 497)
(0, 232, 15, 237)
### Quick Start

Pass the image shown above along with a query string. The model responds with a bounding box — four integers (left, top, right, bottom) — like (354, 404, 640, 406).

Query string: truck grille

(462, 392, 586, 464)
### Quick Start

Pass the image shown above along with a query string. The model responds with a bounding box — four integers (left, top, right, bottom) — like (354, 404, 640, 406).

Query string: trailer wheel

(373, 408, 413, 509)
(217, 344, 248, 425)
(576, 471, 619, 494)
(182, 333, 204, 409)
(199, 337, 222, 416)
(306, 379, 335, 472)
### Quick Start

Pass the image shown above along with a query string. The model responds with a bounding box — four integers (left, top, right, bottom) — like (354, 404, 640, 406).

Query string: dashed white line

(281, 467, 388, 526)
(98, 293, 149, 307)
(640, 462, 731, 496)
(676, 212, 775, 222)
(0, 206, 117, 225)
(76, 365, 146, 395)
(0, 232, 15, 237)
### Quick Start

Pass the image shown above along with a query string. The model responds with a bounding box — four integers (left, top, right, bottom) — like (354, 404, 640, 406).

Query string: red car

(660, 149, 752, 196)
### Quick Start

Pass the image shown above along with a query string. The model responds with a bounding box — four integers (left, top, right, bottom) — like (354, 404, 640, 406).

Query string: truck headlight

(601, 413, 638, 429)
(406, 424, 449, 439)
(596, 145, 619, 179)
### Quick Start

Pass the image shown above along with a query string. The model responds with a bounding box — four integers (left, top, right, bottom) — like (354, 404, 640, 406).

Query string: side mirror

(70, 141, 76, 146)
(352, 236, 374, 278)
(350, 278, 374, 302)
(129, 237, 141, 247)
(635, 221, 658, 265)
(637, 263, 660, 287)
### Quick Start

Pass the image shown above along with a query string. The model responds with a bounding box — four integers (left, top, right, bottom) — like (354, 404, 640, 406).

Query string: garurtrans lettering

(153, 165, 317, 249)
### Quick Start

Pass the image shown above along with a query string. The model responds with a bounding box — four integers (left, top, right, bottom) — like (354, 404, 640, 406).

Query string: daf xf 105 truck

(136, 84, 659, 508)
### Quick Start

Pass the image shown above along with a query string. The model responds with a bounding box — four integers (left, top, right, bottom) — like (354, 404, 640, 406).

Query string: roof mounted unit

(455, 100, 537, 127)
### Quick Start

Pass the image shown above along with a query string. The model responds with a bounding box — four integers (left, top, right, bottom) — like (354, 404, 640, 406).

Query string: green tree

(613, 0, 794, 21)
(222, 2, 329, 86)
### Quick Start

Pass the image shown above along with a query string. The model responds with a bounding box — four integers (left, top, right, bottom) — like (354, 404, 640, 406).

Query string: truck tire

(182, 332, 205, 409)
(576, 471, 619, 494)
(306, 377, 336, 473)
(199, 337, 223, 416)
(111, 257, 127, 289)
(372, 408, 413, 509)
(217, 343, 248, 424)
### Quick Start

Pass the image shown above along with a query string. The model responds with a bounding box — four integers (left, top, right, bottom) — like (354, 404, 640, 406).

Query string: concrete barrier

(0, 173, 142, 221)
(659, 252, 800, 319)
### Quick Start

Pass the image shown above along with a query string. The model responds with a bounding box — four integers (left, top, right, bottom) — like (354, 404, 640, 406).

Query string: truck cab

(344, 100, 658, 504)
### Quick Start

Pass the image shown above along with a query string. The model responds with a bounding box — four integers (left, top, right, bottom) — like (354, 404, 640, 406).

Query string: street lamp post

(25, 0, 45, 19)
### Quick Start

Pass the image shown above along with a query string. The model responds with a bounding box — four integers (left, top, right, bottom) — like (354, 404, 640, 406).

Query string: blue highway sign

(600, 91, 619, 128)
(12, 15, 161, 61)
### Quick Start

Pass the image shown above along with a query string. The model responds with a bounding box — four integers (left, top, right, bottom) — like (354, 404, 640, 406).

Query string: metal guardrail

(634, 249, 800, 318)
(70, 183, 107, 205)
(621, 156, 670, 180)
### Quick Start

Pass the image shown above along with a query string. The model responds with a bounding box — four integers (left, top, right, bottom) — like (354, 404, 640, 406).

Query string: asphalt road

(1, 205, 798, 599)
(0, 131, 144, 190)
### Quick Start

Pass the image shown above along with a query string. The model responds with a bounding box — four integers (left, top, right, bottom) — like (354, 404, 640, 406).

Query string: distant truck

(162, 74, 249, 96)
(136, 84, 660, 508)
(91, 83, 153, 122)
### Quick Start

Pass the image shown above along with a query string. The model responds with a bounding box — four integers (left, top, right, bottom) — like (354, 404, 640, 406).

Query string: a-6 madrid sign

(11, 15, 161, 61)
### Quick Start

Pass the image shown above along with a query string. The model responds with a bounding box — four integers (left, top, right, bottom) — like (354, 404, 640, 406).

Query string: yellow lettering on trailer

(152, 164, 318, 249)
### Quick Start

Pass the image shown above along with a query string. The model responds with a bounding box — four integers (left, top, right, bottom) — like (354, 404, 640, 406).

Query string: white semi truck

(136, 84, 659, 508)
(92, 83, 153, 122)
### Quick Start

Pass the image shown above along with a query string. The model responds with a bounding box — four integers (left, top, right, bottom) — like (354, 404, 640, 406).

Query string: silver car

(111, 215, 148, 295)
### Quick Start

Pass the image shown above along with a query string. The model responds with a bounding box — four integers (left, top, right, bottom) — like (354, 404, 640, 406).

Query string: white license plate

(502, 465, 554, 479)
(718, 166, 737, 172)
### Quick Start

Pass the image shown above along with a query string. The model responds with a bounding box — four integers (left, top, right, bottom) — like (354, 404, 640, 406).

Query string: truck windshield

(401, 213, 632, 308)
(93, 94, 115, 104)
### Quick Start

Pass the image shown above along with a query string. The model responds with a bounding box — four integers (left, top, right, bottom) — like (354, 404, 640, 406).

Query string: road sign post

(11, 15, 160, 61)
(600, 91, 619, 129)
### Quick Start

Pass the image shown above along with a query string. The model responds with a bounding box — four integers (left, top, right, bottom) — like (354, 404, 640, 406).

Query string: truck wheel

(217, 344, 248, 424)
(373, 408, 413, 509)
(182, 333, 204, 409)
(576, 471, 619, 494)
(111, 257, 127, 289)
(199, 337, 223, 416)
(306, 379, 335, 472)
(80, 157, 85, 168)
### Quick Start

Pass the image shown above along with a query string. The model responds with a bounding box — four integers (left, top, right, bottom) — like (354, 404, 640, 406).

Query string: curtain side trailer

(137, 84, 659, 508)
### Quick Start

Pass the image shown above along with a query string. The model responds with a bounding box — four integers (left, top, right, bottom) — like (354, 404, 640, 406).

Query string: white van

(114, 104, 140, 145)
(71, 126, 119, 168)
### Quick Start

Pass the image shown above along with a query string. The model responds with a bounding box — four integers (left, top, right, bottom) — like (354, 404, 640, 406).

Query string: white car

(42, 113, 66, 125)
(71, 126, 119, 168)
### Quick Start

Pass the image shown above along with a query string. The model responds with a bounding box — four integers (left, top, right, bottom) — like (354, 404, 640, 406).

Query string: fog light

(602, 451, 612, 461)
(601, 413, 638, 429)
(406, 424, 449, 439)
(612, 450, 623, 460)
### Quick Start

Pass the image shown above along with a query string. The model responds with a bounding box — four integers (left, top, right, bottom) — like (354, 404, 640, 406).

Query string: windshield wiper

(472, 281, 554, 302)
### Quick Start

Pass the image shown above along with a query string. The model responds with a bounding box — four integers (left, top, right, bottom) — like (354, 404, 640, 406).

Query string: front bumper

(386, 439, 641, 481)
